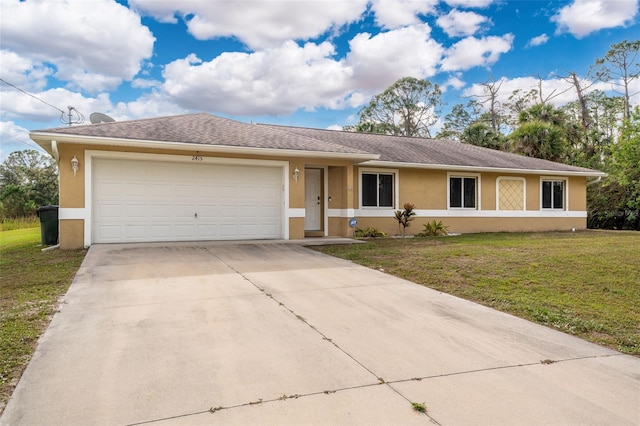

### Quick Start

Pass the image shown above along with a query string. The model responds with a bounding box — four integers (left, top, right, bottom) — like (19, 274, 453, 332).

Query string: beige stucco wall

(59, 219, 84, 249)
(569, 176, 587, 211)
(327, 166, 346, 208)
(397, 169, 447, 209)
(58, 145, 85, 208)
(525, 175, 540, 210)
(289, 218, 305, 239)
(440, 217, 586, 233)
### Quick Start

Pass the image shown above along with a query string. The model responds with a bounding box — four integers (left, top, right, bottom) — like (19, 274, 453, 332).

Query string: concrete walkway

(2, 242, 639, 425)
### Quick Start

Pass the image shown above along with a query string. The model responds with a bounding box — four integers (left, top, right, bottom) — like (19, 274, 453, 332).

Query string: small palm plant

(394, 203, 416, 236)
(417, 220, 449, 236)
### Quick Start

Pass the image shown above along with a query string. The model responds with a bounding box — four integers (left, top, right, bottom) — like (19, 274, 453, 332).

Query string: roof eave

(361, 160, 607, 177)
(29, 132, 380, 162)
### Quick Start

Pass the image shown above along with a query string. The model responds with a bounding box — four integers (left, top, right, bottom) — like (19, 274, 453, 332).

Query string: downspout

(587, 176, 602, 186)
(51, 140, 61, 251)
(51, 140, 60, 162)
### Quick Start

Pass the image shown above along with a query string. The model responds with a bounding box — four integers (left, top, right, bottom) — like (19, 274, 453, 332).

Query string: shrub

(417, 220, 449, 236)
(355, 227, 387, 238)
(394, 203, 416, 236)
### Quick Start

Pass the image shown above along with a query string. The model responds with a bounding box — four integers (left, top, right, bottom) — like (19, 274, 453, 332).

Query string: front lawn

(0, 228, 87, 413)
(317, 231, 640, 355)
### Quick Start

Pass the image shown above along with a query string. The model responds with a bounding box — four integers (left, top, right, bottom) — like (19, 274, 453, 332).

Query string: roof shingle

(261, 124, 601, 174)
(33, 112, 603, 175)
(35, 113, 370, 156)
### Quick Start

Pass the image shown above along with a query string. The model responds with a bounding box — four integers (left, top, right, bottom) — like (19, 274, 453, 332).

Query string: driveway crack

(204, 246, 441, 425)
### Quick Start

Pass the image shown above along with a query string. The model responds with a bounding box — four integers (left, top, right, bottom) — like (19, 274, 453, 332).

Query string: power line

(2, 138, 46, 153)
(0, 77, 65, 115)
(0, 78, 84, 125)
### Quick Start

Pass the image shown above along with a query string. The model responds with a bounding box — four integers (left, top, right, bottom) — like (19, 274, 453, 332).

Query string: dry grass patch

(317, 231, 640, 355)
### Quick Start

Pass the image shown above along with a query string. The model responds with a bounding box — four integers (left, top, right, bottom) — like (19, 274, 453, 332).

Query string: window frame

(447, 173, 480, 210)
(359, 168, 398, 209)
(540, 177, 568, 210)
(496, 176, 527, 211)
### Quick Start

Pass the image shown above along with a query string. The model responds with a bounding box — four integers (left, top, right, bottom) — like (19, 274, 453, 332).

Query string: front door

(304, 168, 322, 233)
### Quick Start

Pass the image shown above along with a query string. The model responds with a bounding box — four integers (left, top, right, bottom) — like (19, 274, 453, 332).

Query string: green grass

(0, 227, 86, 413)
(317, 231, 640, 355)
(0, 216, 40, 232)
(0, 227, 41, 248)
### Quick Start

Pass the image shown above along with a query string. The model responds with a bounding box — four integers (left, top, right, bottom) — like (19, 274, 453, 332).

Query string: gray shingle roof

(34, 113, 370, 156)
(262, 124, 601, 174)
(34, 112, 603, 174)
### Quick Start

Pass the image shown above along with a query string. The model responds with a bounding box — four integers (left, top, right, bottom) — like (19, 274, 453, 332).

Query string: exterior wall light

(293, 167, 299, 182)
(71, 155, 79, 176)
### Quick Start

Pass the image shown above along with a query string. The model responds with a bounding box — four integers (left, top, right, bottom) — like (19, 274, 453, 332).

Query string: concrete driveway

(2, 242, 639, 426)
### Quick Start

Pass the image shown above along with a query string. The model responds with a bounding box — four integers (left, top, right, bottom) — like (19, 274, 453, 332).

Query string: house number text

(192, 155, 203, 161)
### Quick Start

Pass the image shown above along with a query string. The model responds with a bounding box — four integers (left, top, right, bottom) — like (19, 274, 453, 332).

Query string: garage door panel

(148, 184, 173, 197)
(123, 225, 147, 239)
(149, 225, 179, 238)
(93, 159, 282, 243)
(175, 185, 198, 198)
(96, 181, 123, 197)
(124, 206, 147, 218)
(94, 203, 122, 219)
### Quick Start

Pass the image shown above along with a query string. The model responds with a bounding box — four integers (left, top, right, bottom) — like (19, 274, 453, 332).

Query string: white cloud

(0, 121, 46, 161)
(629, 79, 640, 108)
(343, 92, 371, 109)
(0, 50, 53, 92)
(444, 76, 466, 91)
(527, 34, 549, 48)
(0, 0, 155, 93)
(552, 0, 639, 38)
(441, 34, 514, 71)
(371, 0, 438, 28)
(129, 0, 368, 50)
(162, 42, 354, 115)
(436, 9, 491, 37)
(347, 24, 444, 89)
(444, 0, 494, 8)
(111, 92, 187, 121)
(326, 124, 343, 131)
(160, 25, 444, 116)
(131, 78, 162, 90)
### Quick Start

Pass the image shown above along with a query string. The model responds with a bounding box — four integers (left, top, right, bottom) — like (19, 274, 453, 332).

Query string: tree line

(345, 40, 639, 230)
(0, 150, 58, 218)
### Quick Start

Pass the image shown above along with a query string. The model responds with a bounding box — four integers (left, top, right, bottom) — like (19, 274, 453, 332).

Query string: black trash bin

(37, 205, 59, 245)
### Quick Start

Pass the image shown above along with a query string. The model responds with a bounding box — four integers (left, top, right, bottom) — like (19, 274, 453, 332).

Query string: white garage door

(93, 158, 283, 243)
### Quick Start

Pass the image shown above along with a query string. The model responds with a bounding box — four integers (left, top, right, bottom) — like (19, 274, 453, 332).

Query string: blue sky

(1, 0, 639, 160)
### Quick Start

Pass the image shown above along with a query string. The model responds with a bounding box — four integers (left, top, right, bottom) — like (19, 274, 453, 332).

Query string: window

(449, 176, 477, 209)
(361, 172, 394, 208)
(541, 179, 565, 209)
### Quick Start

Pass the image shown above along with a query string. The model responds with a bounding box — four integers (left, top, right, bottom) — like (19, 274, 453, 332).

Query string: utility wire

(0, 77, 66, 115)
(1, 138, 46, 153)
(0, 77, 84, 125)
